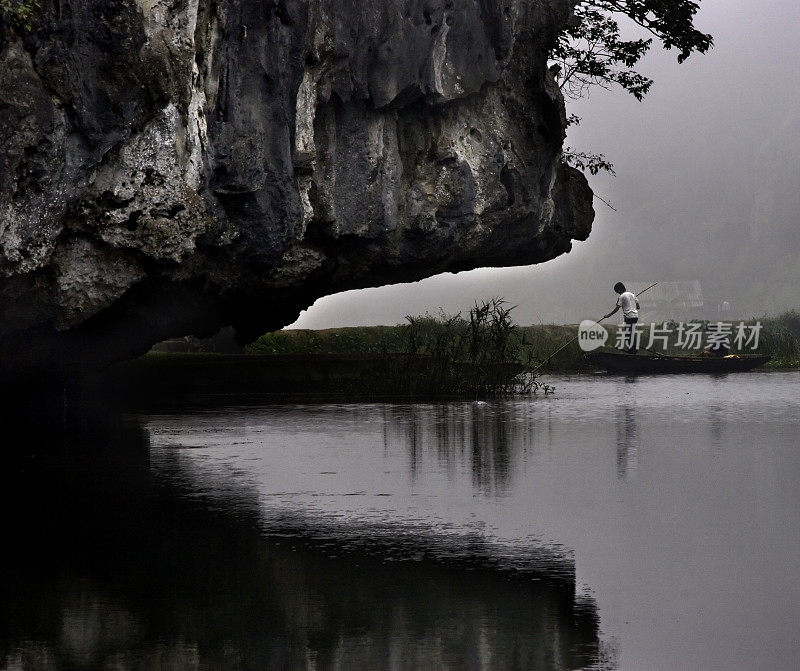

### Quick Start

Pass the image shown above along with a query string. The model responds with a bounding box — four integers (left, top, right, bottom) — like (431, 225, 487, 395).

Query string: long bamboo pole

(531, 282, 659, 373)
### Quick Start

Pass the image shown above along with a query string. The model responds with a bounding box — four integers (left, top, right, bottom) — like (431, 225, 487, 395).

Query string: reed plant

(384, 299, 543, 397)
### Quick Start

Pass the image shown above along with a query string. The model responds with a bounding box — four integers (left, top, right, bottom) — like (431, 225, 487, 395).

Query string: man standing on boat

(602, 283, 640, 353)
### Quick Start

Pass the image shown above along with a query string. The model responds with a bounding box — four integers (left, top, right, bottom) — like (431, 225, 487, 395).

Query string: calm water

(3, 372, 800, 670)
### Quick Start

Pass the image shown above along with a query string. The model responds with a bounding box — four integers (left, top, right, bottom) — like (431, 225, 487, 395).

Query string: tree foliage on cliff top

(554, 0, 713, 101)
(555, 0, 713, 175)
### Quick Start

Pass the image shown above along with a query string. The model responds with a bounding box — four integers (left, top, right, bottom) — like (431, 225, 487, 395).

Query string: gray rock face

(0, 0, 593, 377)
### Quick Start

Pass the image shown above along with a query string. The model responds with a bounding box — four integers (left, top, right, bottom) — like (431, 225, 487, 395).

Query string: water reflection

(708, 404, 724, 453)
(12, 371, 797, 670)
(615, 406, 639, 479)
(470, 406, 512, 495)
(382, 404, 533, 497)
(1, 403, 603, 671)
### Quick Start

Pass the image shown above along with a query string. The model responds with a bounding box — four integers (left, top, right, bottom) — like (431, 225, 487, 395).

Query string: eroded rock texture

(0, 0, 593, 378)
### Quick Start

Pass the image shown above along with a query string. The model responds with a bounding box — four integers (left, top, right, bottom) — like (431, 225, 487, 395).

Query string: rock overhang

(0, 0, 593, 379)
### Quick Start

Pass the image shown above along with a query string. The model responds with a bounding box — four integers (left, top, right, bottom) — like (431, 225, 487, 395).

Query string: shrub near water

(394, 300, 541, 397)
(758, 311, 800, 367)
(378, 299, 556, 397)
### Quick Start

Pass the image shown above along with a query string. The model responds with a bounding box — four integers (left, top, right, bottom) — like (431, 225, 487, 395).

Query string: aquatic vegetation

(383, 299, 543, 398)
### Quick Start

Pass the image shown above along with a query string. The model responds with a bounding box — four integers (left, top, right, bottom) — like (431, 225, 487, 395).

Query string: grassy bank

(247, 310, 800, 372)
(139, 303, 553, 400)
(245, 321, 587, 372)
(126, 309, 800, 404)
(247, 301, 547, 397)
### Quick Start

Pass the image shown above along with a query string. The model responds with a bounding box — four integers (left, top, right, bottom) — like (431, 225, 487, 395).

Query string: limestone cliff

(0, 0, 593, 377)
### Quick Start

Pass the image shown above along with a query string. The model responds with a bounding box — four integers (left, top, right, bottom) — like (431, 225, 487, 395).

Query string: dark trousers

(624, 317, 639, 351)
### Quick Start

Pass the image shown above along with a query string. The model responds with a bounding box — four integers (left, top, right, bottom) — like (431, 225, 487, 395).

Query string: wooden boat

(585, 351, 771, 374)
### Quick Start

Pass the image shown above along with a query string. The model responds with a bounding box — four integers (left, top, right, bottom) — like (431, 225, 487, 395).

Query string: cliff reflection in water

(1, 401, 603, 671)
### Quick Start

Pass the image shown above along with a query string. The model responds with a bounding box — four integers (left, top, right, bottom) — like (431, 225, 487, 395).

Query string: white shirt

(617, 291, 638, 318)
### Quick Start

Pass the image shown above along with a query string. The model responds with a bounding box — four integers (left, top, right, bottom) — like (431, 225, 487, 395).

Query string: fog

(292, 0, 800, 328)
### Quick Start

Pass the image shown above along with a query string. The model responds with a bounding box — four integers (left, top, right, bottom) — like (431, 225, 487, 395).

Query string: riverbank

(93, 310, 799, 408)
(244, 312, 800, 372)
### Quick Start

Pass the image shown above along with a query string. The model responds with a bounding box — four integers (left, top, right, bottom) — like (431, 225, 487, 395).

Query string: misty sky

(291, 0, 800, 328)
